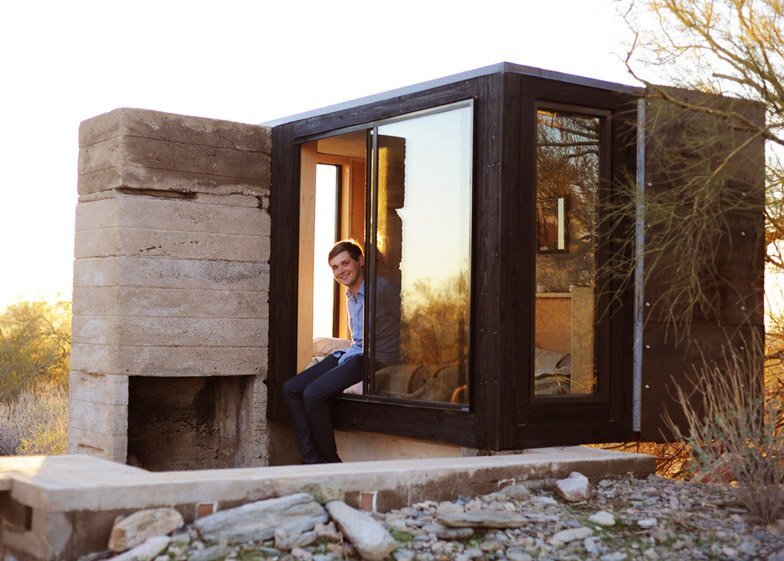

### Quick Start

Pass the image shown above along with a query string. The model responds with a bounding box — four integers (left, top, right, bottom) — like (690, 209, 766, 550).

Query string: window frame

(269, 80, 486, 448)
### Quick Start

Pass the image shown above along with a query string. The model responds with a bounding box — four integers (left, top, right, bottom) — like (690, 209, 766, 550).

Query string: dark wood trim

(267, 124, 298, 422)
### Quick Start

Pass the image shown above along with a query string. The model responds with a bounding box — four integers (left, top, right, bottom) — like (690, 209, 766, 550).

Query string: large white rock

(108, 507, 184, 551)
(555, 471, 591, 502)
(325, 501, 398, 561)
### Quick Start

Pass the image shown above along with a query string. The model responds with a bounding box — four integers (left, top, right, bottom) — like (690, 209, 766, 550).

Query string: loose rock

(298, 483, 345, 504)
(193, 493, 327, 544)
(638, 518, 658, 529)
(275, 528, 318, 550)
(437, 510, 527, 528)
(314, 521, 342, 542)
(550, 526, 593, 545)
(325, 500, 398, 561)
(589, 510, 616, 527)
(556, 472, 591, 502)
(108, 508, 184, 552)
(187, 544, 233, 561)
(106, 536, 171, 561)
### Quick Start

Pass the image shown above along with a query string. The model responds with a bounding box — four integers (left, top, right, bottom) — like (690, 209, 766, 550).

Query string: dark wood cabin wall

(640, 89, 766, 441)
(472, 73, 524, 450)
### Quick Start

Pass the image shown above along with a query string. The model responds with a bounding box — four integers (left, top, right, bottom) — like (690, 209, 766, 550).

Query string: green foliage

(389, 529, 413, 543)
(0, 300, 71, 399)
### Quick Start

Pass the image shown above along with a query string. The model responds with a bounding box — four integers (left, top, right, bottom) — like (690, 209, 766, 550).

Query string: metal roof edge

(263, 62, 642, 127)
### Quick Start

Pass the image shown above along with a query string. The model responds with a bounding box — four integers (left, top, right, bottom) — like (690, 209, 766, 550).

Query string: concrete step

(0, 447, 654, 560)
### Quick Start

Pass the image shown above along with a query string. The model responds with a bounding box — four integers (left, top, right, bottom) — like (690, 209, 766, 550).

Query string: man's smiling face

(329, 250, 364, 292)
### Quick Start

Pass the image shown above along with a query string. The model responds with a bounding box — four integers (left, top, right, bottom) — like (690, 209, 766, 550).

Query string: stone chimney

(70, 108, 271, 469)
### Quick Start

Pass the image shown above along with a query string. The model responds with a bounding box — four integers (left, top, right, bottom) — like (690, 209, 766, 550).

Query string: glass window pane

(534, 109, 599, 396)
(370, 105, 472, 405)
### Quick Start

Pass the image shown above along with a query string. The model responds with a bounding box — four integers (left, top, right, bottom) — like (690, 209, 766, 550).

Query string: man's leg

(302, 355, 364, 463)
(282, 355, 340, 464)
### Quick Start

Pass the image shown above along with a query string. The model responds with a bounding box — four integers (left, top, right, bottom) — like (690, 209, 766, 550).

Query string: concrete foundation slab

(0, 448, 654, 560)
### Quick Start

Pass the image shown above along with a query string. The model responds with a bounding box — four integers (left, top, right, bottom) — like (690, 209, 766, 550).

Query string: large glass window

(369, 105, 473, 405)
(296, 103, 473, 406)
(534, 108, 600, 396)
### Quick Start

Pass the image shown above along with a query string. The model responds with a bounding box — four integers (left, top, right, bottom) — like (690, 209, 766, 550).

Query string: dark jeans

(282, 354, 363, 464)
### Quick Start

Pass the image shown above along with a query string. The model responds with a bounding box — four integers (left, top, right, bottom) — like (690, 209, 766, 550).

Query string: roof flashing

(264, 62, 642, 127)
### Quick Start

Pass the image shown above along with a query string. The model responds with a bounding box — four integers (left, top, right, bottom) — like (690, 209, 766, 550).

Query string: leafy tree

(0, 300, 71, 400)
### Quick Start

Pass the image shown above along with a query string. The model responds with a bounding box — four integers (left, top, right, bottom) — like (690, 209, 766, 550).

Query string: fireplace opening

(128, 375, 254, 471)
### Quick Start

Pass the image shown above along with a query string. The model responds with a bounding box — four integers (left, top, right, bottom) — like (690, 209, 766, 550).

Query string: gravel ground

(94, 474, 784, 561)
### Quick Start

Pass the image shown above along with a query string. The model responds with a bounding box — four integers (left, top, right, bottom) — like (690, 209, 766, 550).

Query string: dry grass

(664, 344, 784, 524)
(0, 381, 68, 456)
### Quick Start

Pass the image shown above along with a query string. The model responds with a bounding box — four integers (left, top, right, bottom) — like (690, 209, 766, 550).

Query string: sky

(0, 0, 640, 310)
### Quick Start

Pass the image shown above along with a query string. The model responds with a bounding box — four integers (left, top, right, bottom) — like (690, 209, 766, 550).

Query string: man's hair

(328, 239, 363, 262)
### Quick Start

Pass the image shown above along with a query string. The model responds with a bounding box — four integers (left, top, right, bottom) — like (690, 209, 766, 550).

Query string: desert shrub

(0, 300, 71, 399)
(667, 347, 784, 524)
(0, 381, 68, 456)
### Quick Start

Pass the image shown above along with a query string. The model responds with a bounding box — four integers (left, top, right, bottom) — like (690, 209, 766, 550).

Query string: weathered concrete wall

(70, 108, 271, 466)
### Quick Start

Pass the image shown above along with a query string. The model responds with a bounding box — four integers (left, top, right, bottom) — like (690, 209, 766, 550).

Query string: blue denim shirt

(334, 282, 365, 364)
(333, 279, 400, 366)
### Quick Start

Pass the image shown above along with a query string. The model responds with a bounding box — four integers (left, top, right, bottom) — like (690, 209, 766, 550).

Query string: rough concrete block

(68, 426, 128, 461)
(0, 508, 73, 561)
(68, 372, 128, 406)
(73, 257, 269, 291)
(74, 227, 269, 262)
(79, 135, 267, 182)
(77, 167, 271, 198)
(79, 108, 271, 153)
(237, 375, 270, 467)
(117, 165, 270, 197)
(77, 108, 271, 198)
(79, 108, 124, 147)
(69, 399, 127, 435)
(75, 196, 270, 236)
(72, 316, 267, 348)
(77, 154, 270, 198)
(72, 286, 268, 320)
(70, 342, 267, 377)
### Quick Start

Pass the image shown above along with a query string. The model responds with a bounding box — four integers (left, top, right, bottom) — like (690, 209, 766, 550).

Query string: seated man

(282, 239, 398, 464)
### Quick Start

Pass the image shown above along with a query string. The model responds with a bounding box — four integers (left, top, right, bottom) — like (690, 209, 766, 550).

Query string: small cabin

(69, 62, 764, 468)
(266, 62, 764, 453)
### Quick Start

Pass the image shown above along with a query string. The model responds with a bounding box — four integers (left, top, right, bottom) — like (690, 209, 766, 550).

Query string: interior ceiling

(317, 131, 366, 159)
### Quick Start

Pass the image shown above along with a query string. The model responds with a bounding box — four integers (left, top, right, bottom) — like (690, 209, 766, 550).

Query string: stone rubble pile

(86, 473, 784, 561)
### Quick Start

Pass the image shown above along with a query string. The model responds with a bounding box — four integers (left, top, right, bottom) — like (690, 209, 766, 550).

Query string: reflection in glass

(534, 109, 599, 396)
(370, 105, 473, 405)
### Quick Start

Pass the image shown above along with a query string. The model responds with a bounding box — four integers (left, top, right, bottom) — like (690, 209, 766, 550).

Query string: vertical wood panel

(297, 142, 318, 371)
